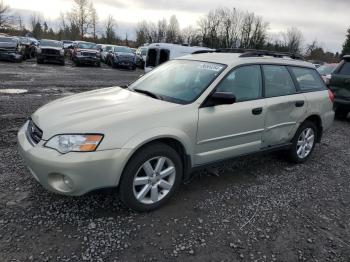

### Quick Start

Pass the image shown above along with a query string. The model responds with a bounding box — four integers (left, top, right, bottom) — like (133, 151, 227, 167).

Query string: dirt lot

(0, 59, 350, 262)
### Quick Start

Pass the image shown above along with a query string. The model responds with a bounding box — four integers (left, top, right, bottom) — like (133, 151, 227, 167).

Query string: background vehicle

(98, 44, 113, 63)
(144, 43, 212, 72)
(18, 50, 334, 211)
(135, 46, 148, 69)
(317, 63, 338, 84)
(19, 37, 37, 59)
(36, 39, 65, 65)
(106, 45, 136, 70)
(71, 41, 101, 67)
(0, 36, 24, 62)
(328, 55, 350, 119)
(62, 40, 74, 49)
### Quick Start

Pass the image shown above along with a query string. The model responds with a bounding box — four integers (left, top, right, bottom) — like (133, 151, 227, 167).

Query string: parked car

(36, 39, 65, 65)
(0, 36, 24, 62)
(17, 50, 334, 211)
(62, 40, 74, 49)
(98, 44, 113, 63)
(328, 55, 350, 119)
(145, 43, 212, 72)
(106, 45, 136, 70)
(71, 41, 101, 66)
(317, 63, 338, 84)
(19, 37, 37, 59)
(135, 46, 148, 69)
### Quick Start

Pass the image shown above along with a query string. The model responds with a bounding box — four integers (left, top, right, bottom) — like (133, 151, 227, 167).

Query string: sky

(6, 0, 350, 52)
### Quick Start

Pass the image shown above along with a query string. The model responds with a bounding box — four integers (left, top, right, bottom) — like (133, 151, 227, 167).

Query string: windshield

(317, 64, 336, 75)
(105, 46, 113, 51)
(129, 60, 226, 104)
(78, 42, 97, 49)
(114, 46, 132, 53)
(0, 37, 17, 43)
(40, 40, 63, 48)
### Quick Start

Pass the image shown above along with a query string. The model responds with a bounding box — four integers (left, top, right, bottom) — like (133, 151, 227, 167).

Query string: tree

(0, 0, 12, 29)
(90, 2, 98, 40)
(166, 15, 180, 43)
(30, 13, 43, 38)
(282, 27, 304, 53)
(341, 28, 350, 56)
(157, 18, 167, 42)
(105, 15, 116, 44)
(70, 0, 91, 38)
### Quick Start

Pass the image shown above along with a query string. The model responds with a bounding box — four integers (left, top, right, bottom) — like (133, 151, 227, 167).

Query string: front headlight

(44, 134, 104, 154)
(60, 49, 64, 55)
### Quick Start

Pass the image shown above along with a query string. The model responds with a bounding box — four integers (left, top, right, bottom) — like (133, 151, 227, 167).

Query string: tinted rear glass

(339, 62, 350, 75)
(290, 67, 326, 91)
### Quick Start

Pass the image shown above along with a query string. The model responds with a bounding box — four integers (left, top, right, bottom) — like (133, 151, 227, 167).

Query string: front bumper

(75, 55, 100, 64)
(37, 54, 64, 61)
(114, 58, 135, 67)
(0, 52, 22, 61)
(17, 122, 131, 196)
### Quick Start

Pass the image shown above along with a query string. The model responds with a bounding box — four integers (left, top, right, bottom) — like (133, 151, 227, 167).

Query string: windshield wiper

(133, 89, 162, 100)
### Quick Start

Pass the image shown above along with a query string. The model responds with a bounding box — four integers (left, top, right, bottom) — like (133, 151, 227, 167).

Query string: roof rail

(192, 48, 304, 60)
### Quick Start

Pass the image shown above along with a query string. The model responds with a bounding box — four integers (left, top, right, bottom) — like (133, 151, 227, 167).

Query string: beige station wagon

(18, 50, 335, 211)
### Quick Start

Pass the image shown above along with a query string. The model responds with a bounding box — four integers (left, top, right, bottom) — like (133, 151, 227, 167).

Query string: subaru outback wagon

(18, 51, 334, 211)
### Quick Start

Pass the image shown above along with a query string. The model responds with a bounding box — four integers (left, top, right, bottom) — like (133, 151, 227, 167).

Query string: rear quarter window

(289, 67, 326, 91)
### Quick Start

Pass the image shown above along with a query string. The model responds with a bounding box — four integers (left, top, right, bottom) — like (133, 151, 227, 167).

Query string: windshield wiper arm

(133, 89, 162, 100)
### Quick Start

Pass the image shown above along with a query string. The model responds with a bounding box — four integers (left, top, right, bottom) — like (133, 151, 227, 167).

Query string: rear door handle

(295, 100, 305, 107)
(252, 107, 263, 115)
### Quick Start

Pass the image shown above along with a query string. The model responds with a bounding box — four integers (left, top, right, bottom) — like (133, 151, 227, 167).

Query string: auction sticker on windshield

(198, 63, 224, 72)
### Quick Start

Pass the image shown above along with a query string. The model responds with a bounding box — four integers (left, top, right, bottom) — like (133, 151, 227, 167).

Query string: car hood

(31, 87, 180, 140)
(40, 46, 62, 50)
(115, 52, 134, 57)
(0, 42, 17, 49)
(78, 48, 99, 53)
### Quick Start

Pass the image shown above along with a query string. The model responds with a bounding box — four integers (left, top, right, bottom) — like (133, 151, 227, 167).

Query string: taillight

(328, 89, 335, 103)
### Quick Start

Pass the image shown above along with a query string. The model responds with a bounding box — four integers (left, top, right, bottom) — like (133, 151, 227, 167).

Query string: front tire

(287, 121, 318, 163)
(119, 142, 183, 211)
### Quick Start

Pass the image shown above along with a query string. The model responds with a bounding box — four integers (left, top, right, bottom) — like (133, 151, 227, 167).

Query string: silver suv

(18, 50, 335, 211)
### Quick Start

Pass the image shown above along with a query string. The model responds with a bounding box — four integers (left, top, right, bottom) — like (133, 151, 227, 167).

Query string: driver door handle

(252, 107, 263, 115)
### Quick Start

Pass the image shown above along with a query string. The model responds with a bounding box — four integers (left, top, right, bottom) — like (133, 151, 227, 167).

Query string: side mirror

(203, 91, 236, 107)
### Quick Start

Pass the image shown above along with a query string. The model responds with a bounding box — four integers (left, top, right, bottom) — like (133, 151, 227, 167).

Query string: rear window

(339, 61, 350, 75)
(146, 48, 157, 67)
(289, 67, 326, 91)
(263, 65, 296, 97)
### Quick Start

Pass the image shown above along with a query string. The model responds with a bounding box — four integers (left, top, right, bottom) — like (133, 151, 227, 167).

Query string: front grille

(118, 55, 134, 62)
(42, 49, 59, 55)
(82, 52, 96, 57)
(27, 120, 43, 144)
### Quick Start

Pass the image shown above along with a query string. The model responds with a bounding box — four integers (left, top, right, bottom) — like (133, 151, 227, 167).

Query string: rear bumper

(17, 122, 131, 196)
(334, 98, 350, 108)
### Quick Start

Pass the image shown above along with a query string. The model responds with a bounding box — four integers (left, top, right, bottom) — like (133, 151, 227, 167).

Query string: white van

(144, 43, 212, 72)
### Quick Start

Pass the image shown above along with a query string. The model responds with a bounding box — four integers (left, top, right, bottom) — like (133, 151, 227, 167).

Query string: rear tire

(286, 121, 318, 163)
(119, 142, 183, 212)
(36, 58, 43, 64)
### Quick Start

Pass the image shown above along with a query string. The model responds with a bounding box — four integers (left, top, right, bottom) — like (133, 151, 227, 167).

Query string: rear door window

(289, 67, 326, 91)
(159, 49, 169, 65)
(262, 65, 296, 97)
(146, 48, 157, 67)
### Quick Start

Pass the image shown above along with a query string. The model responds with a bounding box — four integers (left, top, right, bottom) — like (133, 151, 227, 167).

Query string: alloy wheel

(133, 156, 176, 204)
(296, 127, 315, 159)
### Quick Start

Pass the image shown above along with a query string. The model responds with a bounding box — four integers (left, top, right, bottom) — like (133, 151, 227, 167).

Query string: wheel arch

(117, 132, 193, 185)
(303, 114, 323, 142)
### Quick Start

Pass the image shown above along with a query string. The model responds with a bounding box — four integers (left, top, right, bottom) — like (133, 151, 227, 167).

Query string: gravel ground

(0, 59, 350, 262)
